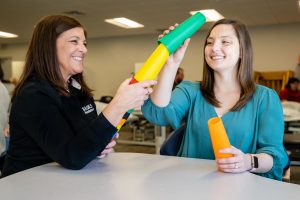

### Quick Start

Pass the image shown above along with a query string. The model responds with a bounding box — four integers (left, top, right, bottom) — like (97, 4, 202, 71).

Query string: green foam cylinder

(158, 12, 206, 54)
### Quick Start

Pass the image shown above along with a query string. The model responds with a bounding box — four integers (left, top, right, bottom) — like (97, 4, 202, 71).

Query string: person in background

(0, 66, 10, 157)
(172, 67, 184, 90)
(279, 77, 300, 103)
(0, 80, 10, 157)
(0, 64, 16, 97)
(1, 15, 156, 177)
(294, 54, 300, 80)
(142, 19, 288, 180)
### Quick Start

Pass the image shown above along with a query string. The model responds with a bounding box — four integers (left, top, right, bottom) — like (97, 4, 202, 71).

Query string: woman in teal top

(142, 19, 288, 180)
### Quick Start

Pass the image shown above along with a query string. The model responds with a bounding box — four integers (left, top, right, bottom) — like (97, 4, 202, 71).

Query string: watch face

(253, 156, 259, 168)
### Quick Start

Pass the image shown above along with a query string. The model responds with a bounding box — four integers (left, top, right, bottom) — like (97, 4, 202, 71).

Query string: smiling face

(204, 24, 240, 73)
(56, 27, 87, 82)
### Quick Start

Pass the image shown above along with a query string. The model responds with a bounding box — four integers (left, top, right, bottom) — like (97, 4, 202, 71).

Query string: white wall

(0, 22, 299, 99)
(12, 61, 25, 79)
(250, 23, 300, 71)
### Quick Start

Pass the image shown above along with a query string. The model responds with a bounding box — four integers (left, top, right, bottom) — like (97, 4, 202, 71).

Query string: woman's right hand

(102, 78, 157, 126)
(112, 78, 157, 112)
(159, 24, 190, 70)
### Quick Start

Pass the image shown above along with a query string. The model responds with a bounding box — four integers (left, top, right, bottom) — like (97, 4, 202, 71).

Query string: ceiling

(0, 0, 300, 45)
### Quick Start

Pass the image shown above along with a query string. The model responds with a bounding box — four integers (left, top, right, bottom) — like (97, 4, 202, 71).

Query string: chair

(130, 118, 155, 142)
(160, 123, 186, 156)
(254, 70, 294, 94)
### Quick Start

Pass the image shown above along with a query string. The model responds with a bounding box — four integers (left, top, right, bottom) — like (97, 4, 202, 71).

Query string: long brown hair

(12, 15, 93, 100)
(201, 19, 255, 111)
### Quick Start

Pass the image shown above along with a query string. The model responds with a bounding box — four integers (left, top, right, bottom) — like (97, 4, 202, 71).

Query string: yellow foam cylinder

(207, 117, 233, 159)
(134, 43, 169, 82)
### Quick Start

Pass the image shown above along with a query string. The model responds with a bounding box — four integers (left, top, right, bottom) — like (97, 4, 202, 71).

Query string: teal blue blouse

(142, 81, 289, 180)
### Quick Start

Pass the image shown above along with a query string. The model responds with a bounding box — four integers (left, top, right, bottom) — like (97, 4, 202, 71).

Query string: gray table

(0, 152, 299, 200)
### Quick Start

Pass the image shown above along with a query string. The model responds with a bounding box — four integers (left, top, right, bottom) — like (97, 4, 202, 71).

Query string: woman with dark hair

(142, 19, 288, 180)
(1, 15, 156, 177)
(279, 77, 300, 103)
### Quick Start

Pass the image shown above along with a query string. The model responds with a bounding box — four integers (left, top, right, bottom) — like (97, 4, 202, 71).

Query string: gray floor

(116, 126, 300, 184)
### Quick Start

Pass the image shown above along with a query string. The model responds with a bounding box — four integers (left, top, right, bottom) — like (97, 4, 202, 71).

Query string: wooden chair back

(254, 71, 295, 94)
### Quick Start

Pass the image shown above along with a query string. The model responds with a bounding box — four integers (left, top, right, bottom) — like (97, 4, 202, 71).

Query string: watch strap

(249, 154, 259, 172)
(253, 155, 259, 168)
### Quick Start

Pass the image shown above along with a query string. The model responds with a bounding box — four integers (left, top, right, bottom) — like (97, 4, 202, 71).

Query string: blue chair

(160, 123, 186, 156)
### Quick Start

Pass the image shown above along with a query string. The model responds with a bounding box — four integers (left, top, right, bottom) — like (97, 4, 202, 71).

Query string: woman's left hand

(216, 146, 251, 173)
(98, 133, 118, 158)
(158, 24, 190, 70)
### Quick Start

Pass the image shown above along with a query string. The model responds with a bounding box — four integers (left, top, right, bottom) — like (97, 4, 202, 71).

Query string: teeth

(73, 56, 83, 61)
(211, 56, 223, 60)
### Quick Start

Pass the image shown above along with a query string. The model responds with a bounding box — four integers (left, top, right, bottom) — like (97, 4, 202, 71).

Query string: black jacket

(2, 76, 116, 177)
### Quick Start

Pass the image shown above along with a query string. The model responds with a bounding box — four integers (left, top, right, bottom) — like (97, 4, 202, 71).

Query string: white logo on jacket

(82, 104, 94, 114)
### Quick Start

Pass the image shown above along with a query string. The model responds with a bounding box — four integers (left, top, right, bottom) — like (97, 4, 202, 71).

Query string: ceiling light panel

(0, 31, 18, 38)
(105, 17, 144, 29)
(190, 9, 224, 22)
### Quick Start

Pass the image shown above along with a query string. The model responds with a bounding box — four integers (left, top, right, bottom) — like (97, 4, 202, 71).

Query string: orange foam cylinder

(207, 117, 233, 159)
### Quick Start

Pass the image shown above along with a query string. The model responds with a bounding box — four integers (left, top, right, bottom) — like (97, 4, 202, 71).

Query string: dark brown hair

(285, 77, 300, 89)
(201, 19, 255, 111)
(12, 15, 93, 100)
